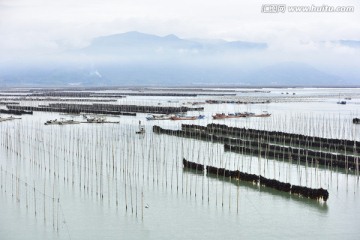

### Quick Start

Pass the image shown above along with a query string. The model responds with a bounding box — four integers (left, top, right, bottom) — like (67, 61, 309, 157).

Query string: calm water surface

(1, 88, 360, 240)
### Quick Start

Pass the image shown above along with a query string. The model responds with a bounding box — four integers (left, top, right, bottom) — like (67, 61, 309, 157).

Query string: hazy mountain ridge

(0, 32, 357, 86)
(78, 31, 267, 56)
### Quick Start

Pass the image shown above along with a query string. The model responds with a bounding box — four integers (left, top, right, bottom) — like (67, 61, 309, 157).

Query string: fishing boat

(213, 111, 271, 119)
(170, 115, 205, 120)
(44, 119, 59, 125)
(190, 101, 206, 105)
(337, 94, 347, 104)
(212, 112, 247, 119)
(86, 117, 106, 123)
(44, 119, 80, 125)
(60, 119, 80, 125)
(136, 121, 145, 134)
(146, 114, 172, 121)
(243, 112, 256, 117)
(252, 111, 271, 117)
(0, 116, 21, 122)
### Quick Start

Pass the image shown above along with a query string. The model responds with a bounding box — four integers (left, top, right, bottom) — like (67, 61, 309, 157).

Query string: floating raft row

(0, 101, 20, 105)
(44, 121, 120, 125)
(183, 159, 329, 201)
(6, 105, 136, 116)
(7, 103, 204, 115)
(30, 91, 127, 98)
(81, 121, 120, 124)
(0, 97, 117, 102)
(0, 116, 21, 122)
(0, 109, 33, 115)
(30, 91, 198, 97)
(223, 144, 357, 170)
(153, 125, 359, 170)
(205, 99, 270, 104)
(185, 124, 360, 153)
(0, 89, 266, 96)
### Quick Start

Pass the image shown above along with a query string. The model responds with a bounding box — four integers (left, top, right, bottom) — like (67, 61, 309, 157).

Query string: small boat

(146, 114, 172, 121)
(170, 115, 205, 120)
(136, 121, 145, 134)
(60, 119, 80, 125)
(44, 119, 59, 125)
(252, 111, 271, 117)
(0, 116, 22, 122)
(86, 117, 106, 123)
(337, 93, 347, 104)
(212, 111, 271, 119)
(44, 119, 80, 125)
(243, 112, 256, 117)
(212, 112, 247, 119)
(191, 102, 205, 105)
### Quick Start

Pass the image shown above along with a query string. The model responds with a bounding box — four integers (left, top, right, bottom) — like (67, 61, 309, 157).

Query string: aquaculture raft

(153, 125, 359, 171)
(7, 103, 204, 115)
(183, 159, 329, 201)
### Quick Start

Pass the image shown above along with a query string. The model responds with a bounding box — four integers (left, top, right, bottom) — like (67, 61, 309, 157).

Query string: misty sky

(0, 0, 360, 77)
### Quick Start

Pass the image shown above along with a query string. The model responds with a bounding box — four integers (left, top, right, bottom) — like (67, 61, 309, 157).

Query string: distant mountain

(78, 31, 267, 56)
(1, 32, 358, 87)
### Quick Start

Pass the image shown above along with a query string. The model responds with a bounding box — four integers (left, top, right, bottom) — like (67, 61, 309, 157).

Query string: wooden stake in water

(34, 181, 36, 217)
(44, 181, 46, 222)
(26, 182, 28, 209)
(229, 176, 231, 211)
(116, 178, 118, 207)
(125, 177, 128, 211)
(57, 197, 60, 232)
(237, 180, 239, 214)
(53, 181, 55, 229)
(141, 190, 144, 221)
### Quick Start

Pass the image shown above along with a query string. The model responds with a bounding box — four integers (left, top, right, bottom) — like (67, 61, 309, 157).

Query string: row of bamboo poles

(154, 124, 360, 175)
(0, 111, 358, 236)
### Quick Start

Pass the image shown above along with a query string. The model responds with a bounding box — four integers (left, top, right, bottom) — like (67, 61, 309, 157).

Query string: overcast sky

(0, 0, 359, 73)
